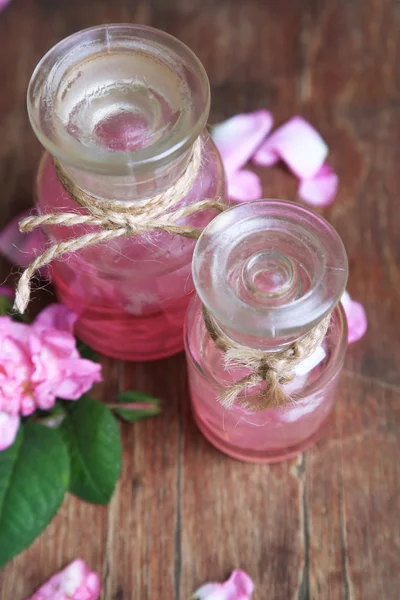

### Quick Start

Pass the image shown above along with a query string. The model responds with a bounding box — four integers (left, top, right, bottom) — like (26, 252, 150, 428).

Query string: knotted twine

(14, 138, 227, 313)
(202, 305, 331, 411)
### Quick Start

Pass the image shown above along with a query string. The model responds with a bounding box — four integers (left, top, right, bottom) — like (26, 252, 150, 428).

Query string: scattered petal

(0, 412, 20, 450)
(212, 110, 273, 175)
(227, 169, 263, 202)
(341, 291, 368, 343)
(251, 145, 279, 167)
(26, 559, 100, 600)
(298, 163, 339, 206)
(253, 115, 328, 179)
(0, 210, 46, 267)
(193, 570, 254, 600)
(0, 0, 11, 11)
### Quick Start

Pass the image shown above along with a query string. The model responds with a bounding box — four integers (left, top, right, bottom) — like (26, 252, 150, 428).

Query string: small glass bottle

(27, 24, 225, 360)
(185, 200, 348, 463)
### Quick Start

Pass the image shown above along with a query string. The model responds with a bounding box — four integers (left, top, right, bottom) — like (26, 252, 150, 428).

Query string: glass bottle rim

(193, 199, 348, 341)
(27, 24, 210, 175)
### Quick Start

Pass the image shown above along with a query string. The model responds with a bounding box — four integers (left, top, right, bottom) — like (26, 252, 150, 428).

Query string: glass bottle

(185, 200, 348, 463)
(28, 24, 225, 361)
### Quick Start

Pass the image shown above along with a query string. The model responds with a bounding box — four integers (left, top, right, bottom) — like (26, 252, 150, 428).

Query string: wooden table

(0, 1, 399, 598)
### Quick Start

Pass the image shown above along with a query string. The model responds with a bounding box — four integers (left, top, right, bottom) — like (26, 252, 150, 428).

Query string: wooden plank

(1, 367, 399, 599)
(297, 0, 400, 387)
(179, 371, 400, 600)
(306, 371, 400, 600)
(0, 496, 109, 599)
(0, 0, 399, 598)
(100, 357, 182, 600)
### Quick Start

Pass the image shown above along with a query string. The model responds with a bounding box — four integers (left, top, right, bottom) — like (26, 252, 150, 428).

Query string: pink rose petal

(193, 570, 254, 600)
(251, 146, 279, 167)
(27, 559, 100, 600)
(253, 115, 328, 179)
(0, 412, 20, 450)
(212, 110, 273, 175)
(227, 169, 263, 202)
(341, 291, 368, 344)
(34, 304, 78, 334)
(298, 163, 339, 206)
(55, 359, 102, 400)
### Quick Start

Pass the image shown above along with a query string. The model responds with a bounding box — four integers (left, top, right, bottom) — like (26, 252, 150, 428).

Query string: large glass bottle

(185, 200, 348, 463)
(28, 24, 225, 360)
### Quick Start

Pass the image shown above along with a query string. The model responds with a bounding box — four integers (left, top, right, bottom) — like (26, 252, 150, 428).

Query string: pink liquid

(188, 367, 339, 463)
(36, 140, 224, 361)
(185, 299, 346, 463)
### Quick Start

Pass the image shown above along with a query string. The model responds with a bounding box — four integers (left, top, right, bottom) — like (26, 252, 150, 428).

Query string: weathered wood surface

(0, 0, 399, 598)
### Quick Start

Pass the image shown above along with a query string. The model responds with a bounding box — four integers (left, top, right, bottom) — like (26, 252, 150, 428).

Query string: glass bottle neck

(58, 144, 193, 202)
(212, 314, 319, 351)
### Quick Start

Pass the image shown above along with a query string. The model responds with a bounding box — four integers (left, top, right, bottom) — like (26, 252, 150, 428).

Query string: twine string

(202, 306, 331, 411)
(14, 138, 227, 313)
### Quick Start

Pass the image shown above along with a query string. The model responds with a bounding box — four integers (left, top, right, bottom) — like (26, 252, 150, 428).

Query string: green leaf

(76, 339, 99, 363)
(115, 390, 162, 423)
(60, 396, 121, 504)
(0, 294, 30, 322)
(0, 295, 13, 316)
(12, 311, 31, 323)
(0, 424, 69, 568)
(0, 295, 31, 323)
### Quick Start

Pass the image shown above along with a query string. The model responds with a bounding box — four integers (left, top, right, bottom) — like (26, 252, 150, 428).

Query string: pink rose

(193, 570, 254, 600)
(0, 304, 102, 450)
(27, 559, 100, 600)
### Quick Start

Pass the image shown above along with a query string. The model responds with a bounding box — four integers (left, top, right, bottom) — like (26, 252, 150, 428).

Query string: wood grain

(0, 0, 399, 598)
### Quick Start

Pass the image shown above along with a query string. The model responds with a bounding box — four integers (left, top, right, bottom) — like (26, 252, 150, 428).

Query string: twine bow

(202, 306, 331, 411)
(14, 138, 227, 313)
